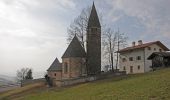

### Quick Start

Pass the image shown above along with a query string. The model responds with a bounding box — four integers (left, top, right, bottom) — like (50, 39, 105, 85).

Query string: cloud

(0, 0, 76, 76)
(1, 0, 170, 76)
(108, 0, 170, 36)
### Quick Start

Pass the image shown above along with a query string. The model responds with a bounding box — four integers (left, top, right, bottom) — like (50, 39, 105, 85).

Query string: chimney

(132, 41, 135, 47)
(138, 40, 143, 45)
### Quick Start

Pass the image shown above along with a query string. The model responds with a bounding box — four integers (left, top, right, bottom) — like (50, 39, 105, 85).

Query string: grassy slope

(0, 83, 45, 100)
(1, 68, 170, 100)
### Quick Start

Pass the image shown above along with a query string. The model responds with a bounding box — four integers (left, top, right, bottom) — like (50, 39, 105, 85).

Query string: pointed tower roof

(47, 57, 62, 71)
(62, 35, 86, 58)
(88, 2, 101, 28)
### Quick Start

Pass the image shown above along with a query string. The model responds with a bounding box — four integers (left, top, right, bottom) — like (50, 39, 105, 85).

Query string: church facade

(47, 3, 101, 80)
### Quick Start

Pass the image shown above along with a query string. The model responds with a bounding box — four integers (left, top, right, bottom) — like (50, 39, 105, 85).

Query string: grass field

(1, 68, 170, 100)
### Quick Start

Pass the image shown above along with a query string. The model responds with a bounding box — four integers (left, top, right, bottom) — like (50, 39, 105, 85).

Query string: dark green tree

(45, 74, 53, 87)
(25, 69, 33, 80)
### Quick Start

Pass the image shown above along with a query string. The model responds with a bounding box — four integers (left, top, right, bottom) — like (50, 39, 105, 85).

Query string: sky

(0, 0, 170, 78)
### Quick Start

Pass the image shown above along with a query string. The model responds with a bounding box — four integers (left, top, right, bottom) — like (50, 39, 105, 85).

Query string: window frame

(148, 47, 151, 50)
(159, 49, 162, 52)
(129, 57, 133, 61)
(136, 56, 141, 60)
(137, 65, 140, 70)
(154, 48, 156, 51)
(122, 58, 126, 62)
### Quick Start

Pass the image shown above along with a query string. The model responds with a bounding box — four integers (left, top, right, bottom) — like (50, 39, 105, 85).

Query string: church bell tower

(86, 2, 101, 75)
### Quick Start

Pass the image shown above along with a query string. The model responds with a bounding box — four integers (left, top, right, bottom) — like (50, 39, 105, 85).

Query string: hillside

(0, 75, 16, 85)
(0, 75, 20, 93)
(1, 68, 170, 100)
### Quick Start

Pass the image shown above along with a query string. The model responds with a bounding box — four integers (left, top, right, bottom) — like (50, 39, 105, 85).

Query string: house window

(159, 49, 162, 52)
(123, 66, 126, 71)
(122, 58, 126, 62)
(129, 57, 133, 61)
(154, 48, 156, 51)
(54, 73, 56, 76)
(148, 47, 151, 50)
(138, 65, 140, 70)
(64, 62, 68, 73)
(136, 56, 141, 60)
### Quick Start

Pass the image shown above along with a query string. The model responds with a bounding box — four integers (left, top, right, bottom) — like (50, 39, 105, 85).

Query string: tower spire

(86, 2, 101, 75)
(88, 2, 101, 28)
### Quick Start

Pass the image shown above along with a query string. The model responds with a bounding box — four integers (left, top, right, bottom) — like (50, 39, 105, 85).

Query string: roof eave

(118, 47, 145, 53)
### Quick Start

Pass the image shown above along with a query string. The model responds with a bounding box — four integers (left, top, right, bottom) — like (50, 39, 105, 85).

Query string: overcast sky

(1, 0, 170, 77)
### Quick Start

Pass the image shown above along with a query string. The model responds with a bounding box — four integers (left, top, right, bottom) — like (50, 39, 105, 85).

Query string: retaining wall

(22, 78, 46, 86)
(54, 71, 126, 87)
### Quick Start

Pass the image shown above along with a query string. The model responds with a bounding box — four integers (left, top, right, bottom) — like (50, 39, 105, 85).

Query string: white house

(118, 40, 169, 74)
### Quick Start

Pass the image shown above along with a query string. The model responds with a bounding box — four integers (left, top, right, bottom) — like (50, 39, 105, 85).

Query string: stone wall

(62, 57, 86, 79)
(22, 78, 46, 86)
(48, 71, 62, 80)
(53, 71, 126, 87)
(54, 76, 96, 87)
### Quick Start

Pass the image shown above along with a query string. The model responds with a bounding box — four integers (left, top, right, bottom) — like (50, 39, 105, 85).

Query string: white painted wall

(144, 44, 165, 72)
(119, 44, 165, 74)
(119, 49, 145, 74)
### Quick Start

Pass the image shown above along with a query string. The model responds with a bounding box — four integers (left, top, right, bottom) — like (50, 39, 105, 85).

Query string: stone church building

(47, 3, 101, 80)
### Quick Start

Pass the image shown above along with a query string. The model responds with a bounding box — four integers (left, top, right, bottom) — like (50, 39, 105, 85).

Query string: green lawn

(1, 68, 170, 100)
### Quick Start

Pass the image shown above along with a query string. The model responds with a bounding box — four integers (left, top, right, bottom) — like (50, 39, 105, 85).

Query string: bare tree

(115, 29, 128, 70)
(67, 6, 128, 71)
(16, 68, 29, 81)
(103, 28, 128, 71)
(67, 6, 104, 49)
(102, 28, 116, 71)
(67, 7, 91, 48)
(16, 67, 33, 87)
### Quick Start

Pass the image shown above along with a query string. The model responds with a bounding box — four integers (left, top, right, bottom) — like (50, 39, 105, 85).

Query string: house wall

(119, 44, 166, 74)
(48, 71, 62, 80)
(62, 57, 86, 79)
(119, 49, 145, 74)
(144, 44, 165, 72)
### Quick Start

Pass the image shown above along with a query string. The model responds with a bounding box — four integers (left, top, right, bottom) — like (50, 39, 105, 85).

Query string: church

(47, 3, 101, 80)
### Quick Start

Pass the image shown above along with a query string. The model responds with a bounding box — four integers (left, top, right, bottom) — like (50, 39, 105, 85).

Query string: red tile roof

(118, 41, 169, 53)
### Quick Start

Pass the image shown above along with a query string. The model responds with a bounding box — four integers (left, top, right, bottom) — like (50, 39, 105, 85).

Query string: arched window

(64, 62, 68, 73)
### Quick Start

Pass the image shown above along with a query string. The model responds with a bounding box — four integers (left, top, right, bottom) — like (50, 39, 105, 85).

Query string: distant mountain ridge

(0, 75, 20, 93)
(0, 71, 46, 85)
(0, 75, 17, 86)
